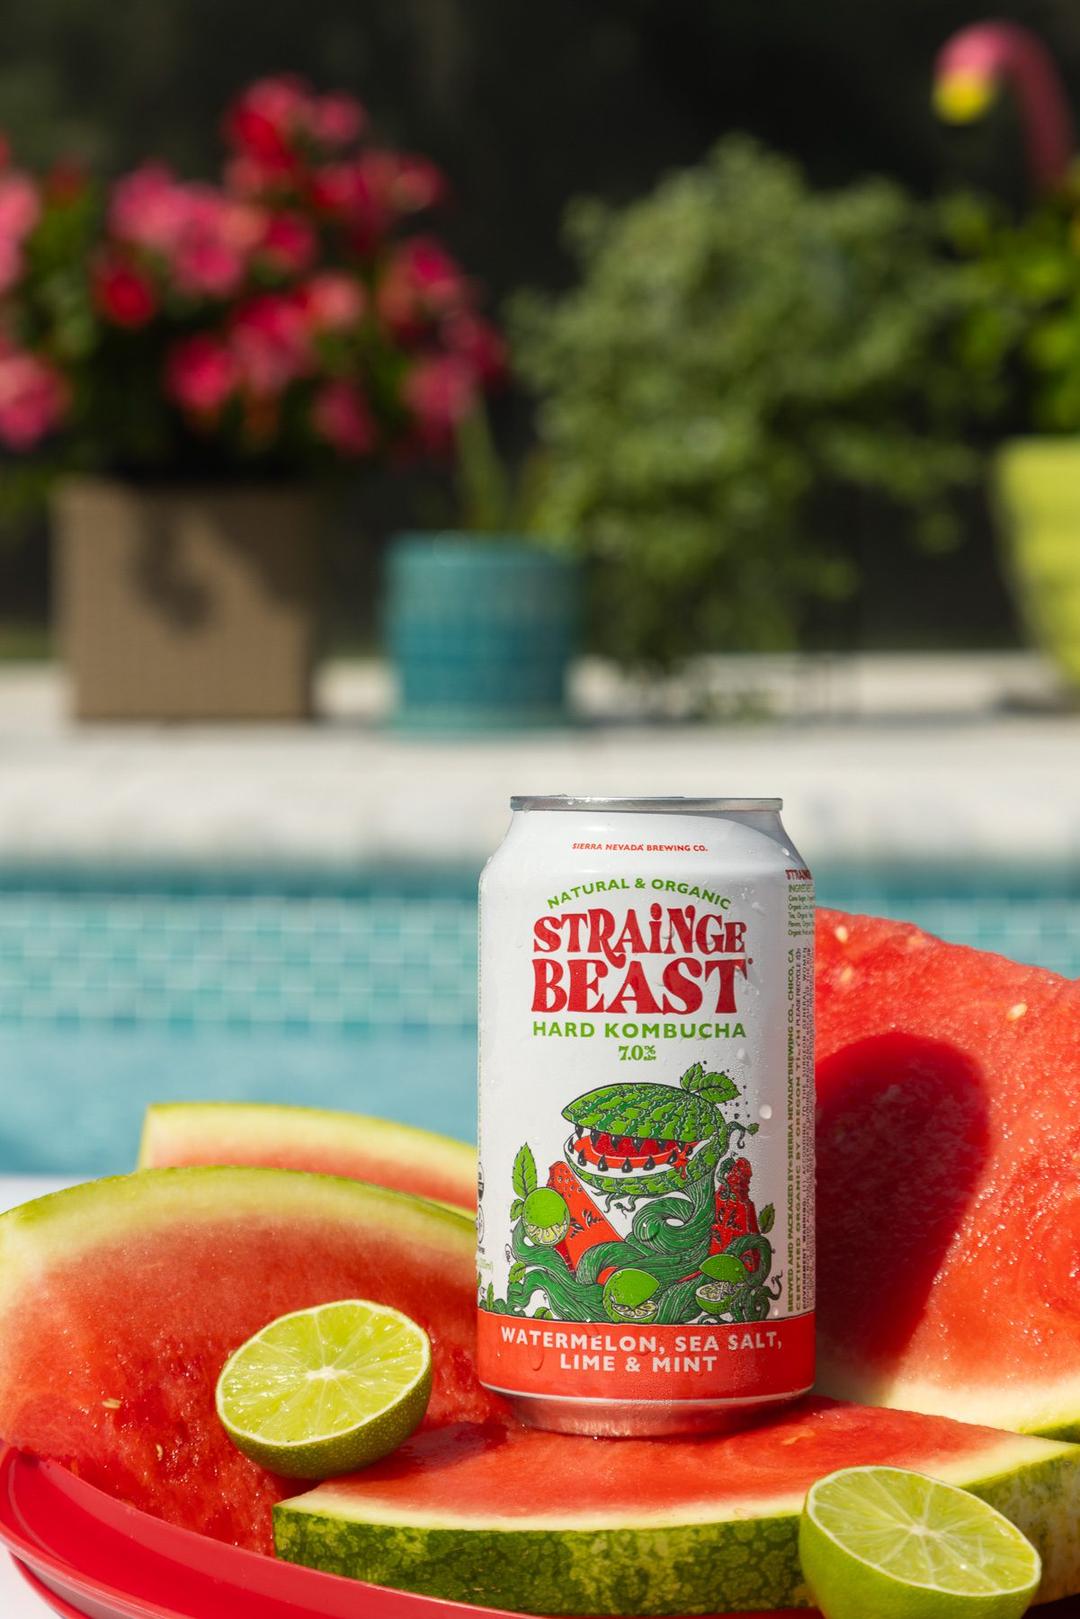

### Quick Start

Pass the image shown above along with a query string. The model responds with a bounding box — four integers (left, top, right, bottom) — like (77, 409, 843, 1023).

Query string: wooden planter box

(53, 479, 321, 721)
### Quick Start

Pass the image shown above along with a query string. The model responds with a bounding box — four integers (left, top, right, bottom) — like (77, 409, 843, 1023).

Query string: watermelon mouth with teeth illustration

(560, 1065, 749, 1202)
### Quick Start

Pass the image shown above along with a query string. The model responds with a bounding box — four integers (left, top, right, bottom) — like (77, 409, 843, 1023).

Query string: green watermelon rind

(562, 1084, 720, 1145)
(274, 1435, 1080, 1615)
(0, 1165, 475, 1313)
(819, 1360, 1080, 1448)
(137, 1102, 477, 1214)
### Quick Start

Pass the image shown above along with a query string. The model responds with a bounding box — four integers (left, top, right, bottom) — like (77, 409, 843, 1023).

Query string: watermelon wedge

(275, 1398, 1080, 1614)
(815, 908, 1080, 1438)
(3, 1167, 1080, 1613)
(0, 1167, 497, 1552)
(138, 1103, 476, 1213)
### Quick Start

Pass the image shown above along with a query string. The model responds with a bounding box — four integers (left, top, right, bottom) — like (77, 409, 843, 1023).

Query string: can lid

(509, 795, 782, 813)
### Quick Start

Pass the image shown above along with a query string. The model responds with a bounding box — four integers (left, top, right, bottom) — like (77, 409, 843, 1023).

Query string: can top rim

(509, 796, 783, 813)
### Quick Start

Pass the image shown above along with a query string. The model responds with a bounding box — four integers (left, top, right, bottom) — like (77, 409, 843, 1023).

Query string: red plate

(0, 1446, 795, 1619)
(3, 1445, 1079, 1619)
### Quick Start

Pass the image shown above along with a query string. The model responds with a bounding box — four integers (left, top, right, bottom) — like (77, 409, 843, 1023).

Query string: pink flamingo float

(934, 21, 1075, 192)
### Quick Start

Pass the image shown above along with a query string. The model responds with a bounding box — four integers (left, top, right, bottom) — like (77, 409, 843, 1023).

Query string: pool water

(0, 861, 1075, 1175)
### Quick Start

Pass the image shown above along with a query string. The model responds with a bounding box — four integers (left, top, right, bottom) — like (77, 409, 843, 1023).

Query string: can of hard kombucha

(475, 796, 814, 1437)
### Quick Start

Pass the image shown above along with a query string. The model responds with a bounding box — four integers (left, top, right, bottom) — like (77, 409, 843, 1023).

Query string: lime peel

(799, 1465, 1041, 1619)
(216, 1298, 432, 1479)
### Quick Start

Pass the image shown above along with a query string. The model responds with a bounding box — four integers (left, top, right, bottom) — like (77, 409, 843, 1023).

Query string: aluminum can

(476, 795, 814, 1436)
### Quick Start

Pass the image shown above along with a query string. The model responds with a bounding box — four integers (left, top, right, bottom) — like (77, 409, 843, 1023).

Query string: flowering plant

(0, 78, 503, 476)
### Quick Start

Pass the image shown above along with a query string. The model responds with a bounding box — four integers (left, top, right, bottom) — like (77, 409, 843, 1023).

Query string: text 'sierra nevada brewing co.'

(476, 796, 815, 1436)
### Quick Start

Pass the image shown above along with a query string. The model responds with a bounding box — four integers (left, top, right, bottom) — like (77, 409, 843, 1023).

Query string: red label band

(477, 1310, 814, 1403)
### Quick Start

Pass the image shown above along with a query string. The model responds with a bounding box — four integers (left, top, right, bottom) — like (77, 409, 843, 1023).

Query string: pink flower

(224, 155, 274, 199)
(165, 334, 238, 417)
(0, 172, 40, 292)
(173, 233, 247, 299)
(0, 173, 40, 243)
(172, 189, 262, 298)
(312, 379, 376, 456)
(377, 236, 467, 336)
(311, 93, 366, 148)
(110, 167, 262, 299)
(360, 152, 447, 216)
(0, 345, 68, 450)
(92, 256, 157, 328)
(230, 293, 312, 395)
(443, 312, 506, 383)
(110, 164, 188, 254)
(309, 160, 387, 247)
(403, 353, 479, 449)
(299, 272, 365, 331)
(260, 211, 318, 275)
(224, 76, 313, 167)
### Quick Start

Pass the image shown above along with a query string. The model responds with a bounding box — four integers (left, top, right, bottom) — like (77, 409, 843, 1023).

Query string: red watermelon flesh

(815, 907, 1080, 1437)
(0, 1168, 500, 1553)
(296, 1394, 1060, 1514)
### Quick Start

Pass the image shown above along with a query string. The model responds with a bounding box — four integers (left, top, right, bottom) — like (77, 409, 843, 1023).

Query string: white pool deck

(0, 652, 1075, 868)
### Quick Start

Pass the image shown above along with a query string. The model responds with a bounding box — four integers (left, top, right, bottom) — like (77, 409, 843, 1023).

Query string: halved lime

(216, 1299, 432, 1479)
(800, 1466, 1041, 1619)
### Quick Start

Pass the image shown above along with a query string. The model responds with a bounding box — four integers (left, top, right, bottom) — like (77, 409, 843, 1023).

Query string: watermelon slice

(3, 1166, 1080, 1613)
(547, 1160, 621, 1272)
(815, 908, 1080, 1438)
(138, 1102, 476, 1213)
(275, 1398, 1080, 1614)
(0, 1167, 497, 1553)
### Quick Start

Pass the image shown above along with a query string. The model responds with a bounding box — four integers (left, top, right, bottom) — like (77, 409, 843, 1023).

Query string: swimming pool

(0, 860, 1075, 1175)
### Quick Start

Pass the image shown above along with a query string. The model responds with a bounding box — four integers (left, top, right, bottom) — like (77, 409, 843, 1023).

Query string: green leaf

(508, 1262, 527, 1286)
(485, 1282, 495, 1310)
(679, 1062, 706, 1092)
(759, 1203, 775, 1233)
(509, 1197, 525, 1221)
(699, 1072, 739, 1104)
(534, 1307, 553, 1319)
(512, 1143, 537, 1198)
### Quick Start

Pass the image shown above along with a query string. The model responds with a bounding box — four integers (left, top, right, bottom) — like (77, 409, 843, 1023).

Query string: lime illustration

(602, 1268, 660, 1324)
(696, 1252, 748, 1315)
(522, 1188, 570, 1246)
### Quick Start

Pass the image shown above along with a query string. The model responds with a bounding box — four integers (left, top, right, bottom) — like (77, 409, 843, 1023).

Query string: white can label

(477, 816, 814, 1406)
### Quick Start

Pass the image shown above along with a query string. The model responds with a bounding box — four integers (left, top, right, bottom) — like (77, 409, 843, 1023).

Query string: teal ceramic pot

(384, 533, 581, 731)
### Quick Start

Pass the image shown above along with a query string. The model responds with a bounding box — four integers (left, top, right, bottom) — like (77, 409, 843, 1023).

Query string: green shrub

(514, 138, 982, 665)
(945, 182, 1080, 434)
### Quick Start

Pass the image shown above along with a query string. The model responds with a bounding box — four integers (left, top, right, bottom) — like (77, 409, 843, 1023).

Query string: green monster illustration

(482, 1063, 783, 1327)
(561, 1061, 753, 1208)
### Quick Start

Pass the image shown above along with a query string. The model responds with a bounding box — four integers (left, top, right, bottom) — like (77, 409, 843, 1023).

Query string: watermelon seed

(102, 1398, 121, 1410)
(598, 1156, 608, 1171)
(621, 1159, 632, 1174)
